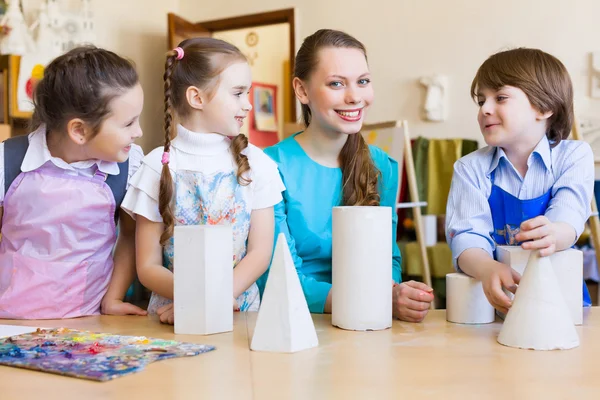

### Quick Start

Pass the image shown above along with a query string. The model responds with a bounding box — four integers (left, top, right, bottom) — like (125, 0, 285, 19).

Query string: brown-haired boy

(446, 48, 594, 313)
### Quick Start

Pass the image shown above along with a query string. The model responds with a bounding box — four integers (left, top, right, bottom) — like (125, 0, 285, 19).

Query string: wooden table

(2, 309, 600, 399)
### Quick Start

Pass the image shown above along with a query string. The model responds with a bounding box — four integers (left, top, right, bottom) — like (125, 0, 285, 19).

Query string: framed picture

(9, 55, 32, 119)
(9, 54, 50, 119)
(248, 82, 279, 148)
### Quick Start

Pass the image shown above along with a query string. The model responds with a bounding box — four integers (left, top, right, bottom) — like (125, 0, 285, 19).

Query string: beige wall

(93, 0, 179, 152)
(180, 0, 600, 147)
(23, 0, 179, 152)
(20, 0, 600, 151)
(213, 23, 290, 138)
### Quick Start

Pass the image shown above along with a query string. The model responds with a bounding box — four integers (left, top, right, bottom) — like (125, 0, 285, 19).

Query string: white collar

(21, 125, 120, 175)
(170, 124, 231, 156)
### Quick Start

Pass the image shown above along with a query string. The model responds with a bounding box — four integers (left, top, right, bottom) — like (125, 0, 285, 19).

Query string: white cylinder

(422, 214, 437, 247)
(331, 206, 392, 331)
(446, 273, 495, 324)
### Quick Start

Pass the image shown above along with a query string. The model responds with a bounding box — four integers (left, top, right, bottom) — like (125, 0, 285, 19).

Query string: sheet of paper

(0, 325, 39, 339)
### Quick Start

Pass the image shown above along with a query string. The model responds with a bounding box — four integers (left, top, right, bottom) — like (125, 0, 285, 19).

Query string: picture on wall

(253, 83, 278, 132)
(16, 54, 49, 113)
(248, 82, 279, 148)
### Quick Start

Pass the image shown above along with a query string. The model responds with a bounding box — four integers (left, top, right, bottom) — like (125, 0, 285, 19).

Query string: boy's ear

(66, 119, 93, 144)
(186, 86, 205, 110)
(537, 110, 554, 121)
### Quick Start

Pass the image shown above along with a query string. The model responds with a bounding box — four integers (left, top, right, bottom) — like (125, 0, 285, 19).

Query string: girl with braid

(122, 38, 285, 324)
(0, 46, 146, 319)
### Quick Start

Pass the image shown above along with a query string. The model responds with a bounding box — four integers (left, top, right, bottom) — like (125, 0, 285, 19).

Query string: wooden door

(167, 13, 211, 49)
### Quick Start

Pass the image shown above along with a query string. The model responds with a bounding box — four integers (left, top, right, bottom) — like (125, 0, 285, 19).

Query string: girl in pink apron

(446, 48, 594, 314)
(122, 38, 285, 324)
(0, 46, 147, 319)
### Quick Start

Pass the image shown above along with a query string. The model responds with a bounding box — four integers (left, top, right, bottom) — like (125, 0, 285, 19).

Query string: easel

(363, 121, 433, 309)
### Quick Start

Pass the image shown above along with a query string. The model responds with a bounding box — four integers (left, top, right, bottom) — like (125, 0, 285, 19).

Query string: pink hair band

(174, 47, 184, 60)
(161, 151, 170, 165)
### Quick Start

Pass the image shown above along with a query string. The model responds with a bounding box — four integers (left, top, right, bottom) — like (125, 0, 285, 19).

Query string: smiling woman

(257, 29, 435, 323)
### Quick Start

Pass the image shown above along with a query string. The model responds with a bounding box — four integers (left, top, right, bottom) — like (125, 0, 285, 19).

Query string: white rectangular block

(496, 246, 583, 325)
(174, 225, 233, 335)
(423, 214, 437, 247)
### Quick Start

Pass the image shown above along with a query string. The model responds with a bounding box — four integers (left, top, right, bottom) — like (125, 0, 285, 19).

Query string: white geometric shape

(331, 206, 392, 331)
(422, 214, 437, 247)
(251, 234, 318, 353)
(174, 225, 233, 335)
(419, 74, 448, 122)
(446, 273, 495, 324)
(497, 246, 583, 325)
(497, 251, 580, 351)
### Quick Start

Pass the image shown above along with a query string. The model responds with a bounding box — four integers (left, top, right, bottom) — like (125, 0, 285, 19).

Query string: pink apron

(0, 163, 117, 319)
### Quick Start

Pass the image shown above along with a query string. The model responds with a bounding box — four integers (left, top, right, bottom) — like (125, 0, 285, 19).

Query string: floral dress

(147, 169, 259, 314)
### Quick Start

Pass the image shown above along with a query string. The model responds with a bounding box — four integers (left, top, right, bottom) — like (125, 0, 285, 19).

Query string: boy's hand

(480, 261, 521, 314)
(516, 216, 557, 256)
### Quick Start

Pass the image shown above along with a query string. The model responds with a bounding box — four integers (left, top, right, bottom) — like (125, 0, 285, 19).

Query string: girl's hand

(101, 298, 147, 316)
(157, 303, 175, 325)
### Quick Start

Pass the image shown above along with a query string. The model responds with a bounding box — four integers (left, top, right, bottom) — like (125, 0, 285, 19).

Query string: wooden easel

(361, 121, 433, 296)
(571, 118, 600, 278)
(400, 120, 434, 292)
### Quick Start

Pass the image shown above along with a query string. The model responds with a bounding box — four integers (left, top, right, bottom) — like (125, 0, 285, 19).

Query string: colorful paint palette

(0, 328, 215, 381)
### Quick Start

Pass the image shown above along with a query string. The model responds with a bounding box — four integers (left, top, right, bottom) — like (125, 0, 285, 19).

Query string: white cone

(497, 251, 579, 350)
(250, 234, 318, 353)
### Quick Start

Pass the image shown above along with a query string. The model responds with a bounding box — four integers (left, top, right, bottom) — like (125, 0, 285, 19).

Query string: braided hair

(159, 38, 252, 245)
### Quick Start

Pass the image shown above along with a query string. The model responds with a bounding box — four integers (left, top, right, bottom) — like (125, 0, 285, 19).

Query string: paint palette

(0, 327, 215, 381)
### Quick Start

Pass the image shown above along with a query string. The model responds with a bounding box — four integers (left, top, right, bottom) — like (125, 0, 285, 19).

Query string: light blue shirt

(446, 136, 594, 265)
(259, 134, 402, 313)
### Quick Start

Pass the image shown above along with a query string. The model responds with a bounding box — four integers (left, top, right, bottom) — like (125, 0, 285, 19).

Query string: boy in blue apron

(446, 48, 594, 314)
